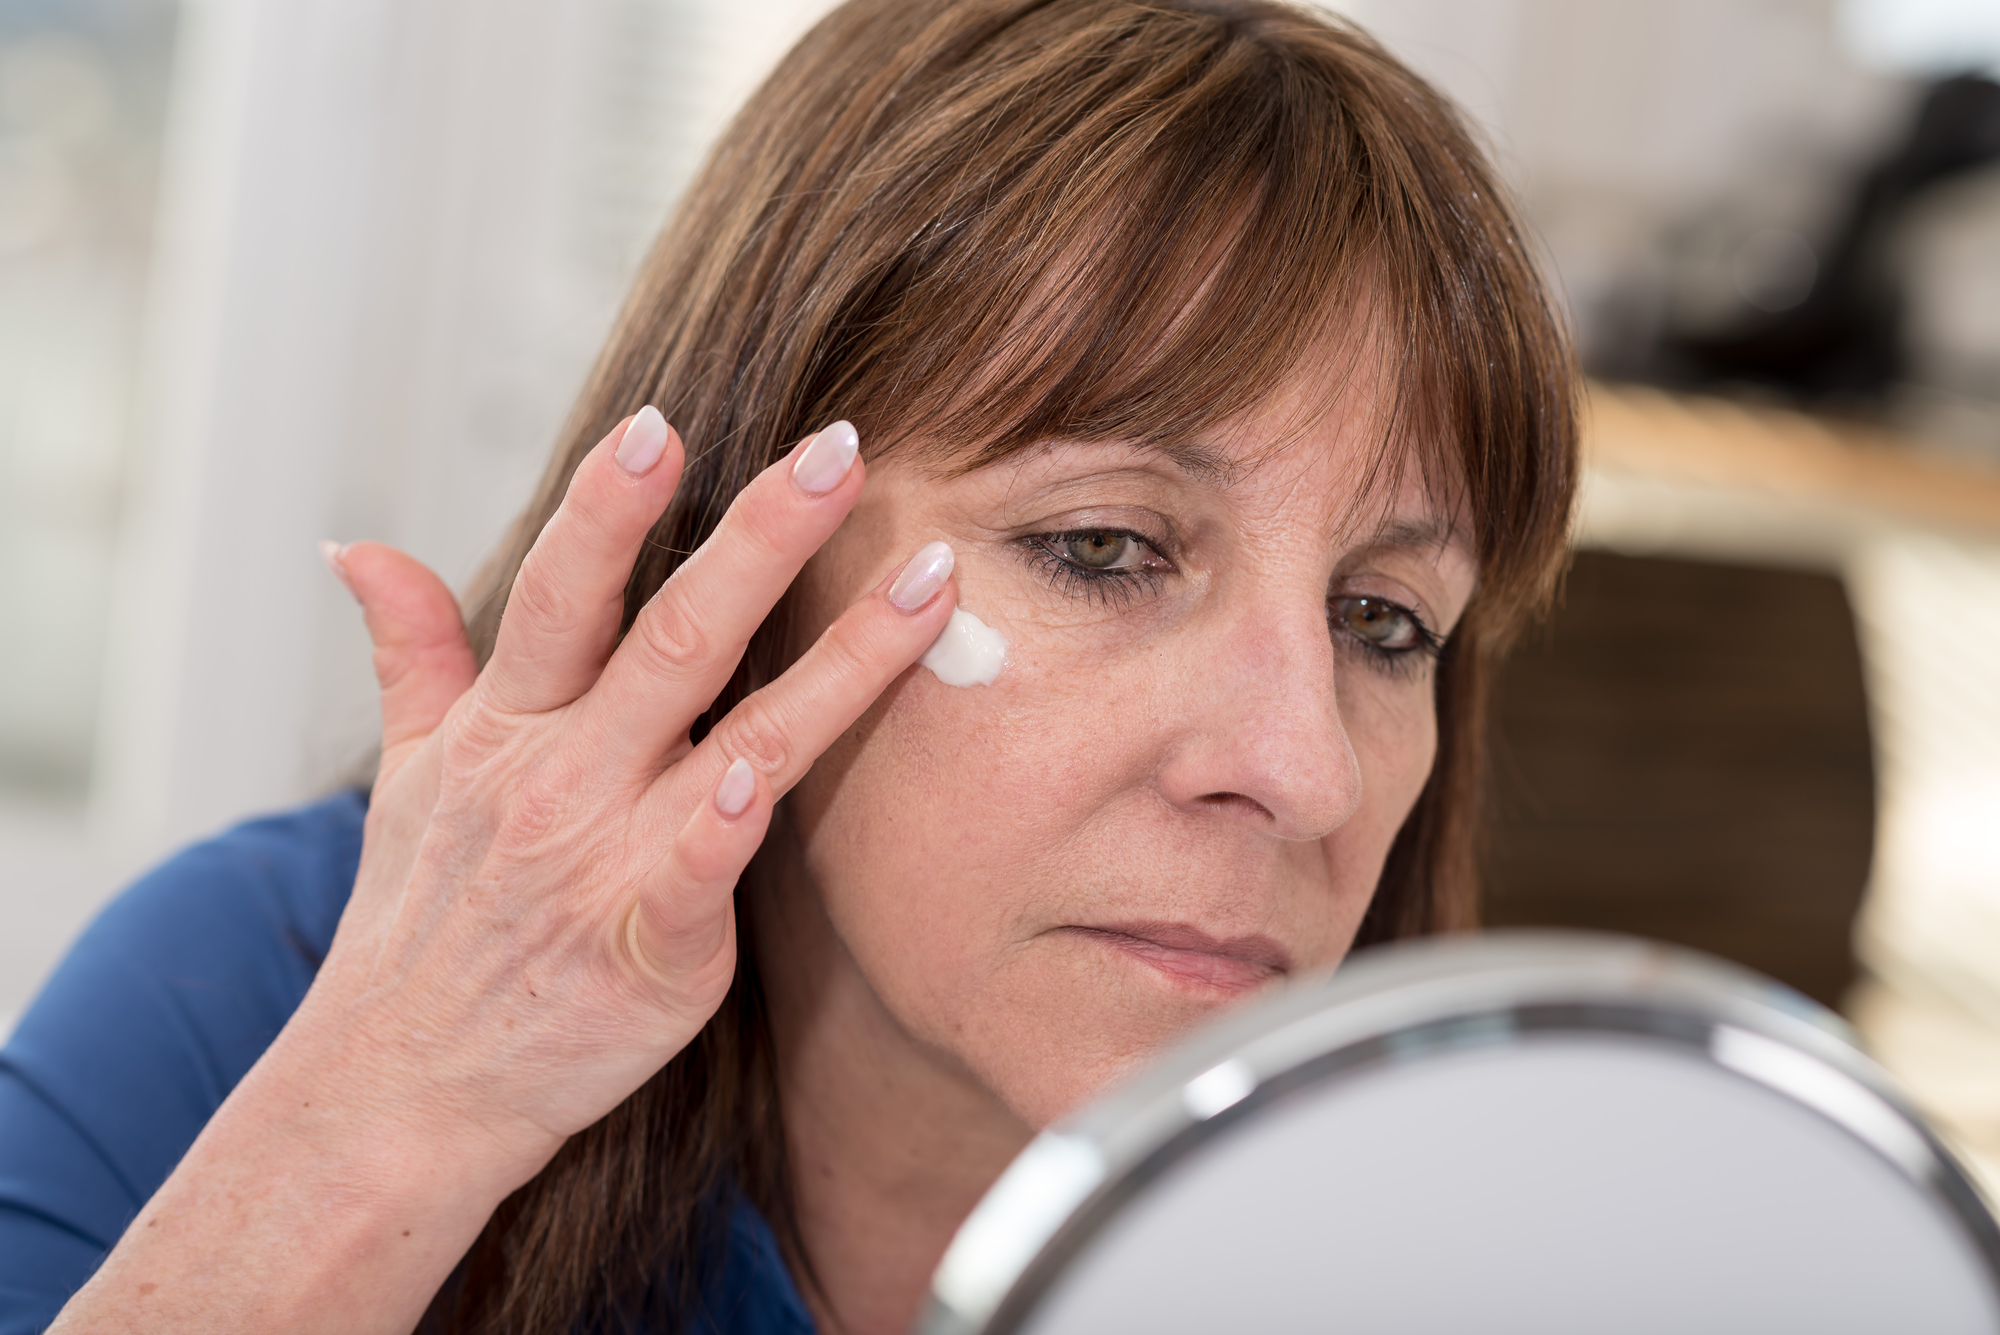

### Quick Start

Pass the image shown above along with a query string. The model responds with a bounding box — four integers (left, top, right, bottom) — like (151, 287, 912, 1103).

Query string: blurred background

(2, 0, 2000, 1180)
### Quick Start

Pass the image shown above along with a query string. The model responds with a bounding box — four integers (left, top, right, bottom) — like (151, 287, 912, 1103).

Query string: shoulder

(0, 791, 367, 1330)
(17, 789, 369, 1096)
(694, 1197, 818, 1335)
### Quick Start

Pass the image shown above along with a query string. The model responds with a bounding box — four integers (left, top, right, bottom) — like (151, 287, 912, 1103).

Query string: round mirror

(918, 933, 2000, 1335)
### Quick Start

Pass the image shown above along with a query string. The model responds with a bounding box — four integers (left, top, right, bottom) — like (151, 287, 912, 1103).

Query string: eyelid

(1332, 593, 1447, 668)
(1040, 526, 1172, 563)
(1333, 578, 1440, 638)
(1011, 507, 1180, 556)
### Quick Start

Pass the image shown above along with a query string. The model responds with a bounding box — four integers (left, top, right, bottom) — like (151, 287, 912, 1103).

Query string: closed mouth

(1065, 921, 1291, 994)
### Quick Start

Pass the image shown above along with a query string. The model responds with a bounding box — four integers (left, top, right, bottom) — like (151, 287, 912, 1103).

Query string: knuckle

(727, 500, 795, 566)
(504, 773, 571, 848)
(504, 548, 586, 634)
(714, 471, 801, 560)
(814, 609, 889, 685)
(671, 823, 744, 890)
(486, 759, 592, 869)
(557, 469, 632, 548)
(632, 592, 713, 677)
(717, 703, 794, 777)
(440, 704, 509, 765)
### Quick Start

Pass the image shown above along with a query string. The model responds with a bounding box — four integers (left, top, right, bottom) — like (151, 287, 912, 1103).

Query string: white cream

(920, 607, 1008, 687)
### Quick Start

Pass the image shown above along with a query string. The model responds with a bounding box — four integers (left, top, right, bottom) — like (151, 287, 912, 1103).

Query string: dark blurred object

(1485, 551, 1875, 1009)
(1655, 74, 2000, 405)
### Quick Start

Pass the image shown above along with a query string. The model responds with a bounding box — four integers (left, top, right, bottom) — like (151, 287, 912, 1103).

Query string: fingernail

(319, 539, 357, 601)
(615, 405, 670, 476)
(791, 420, 859, 496)
(888, 541, 955, 613)
(714, 757, 756, 818)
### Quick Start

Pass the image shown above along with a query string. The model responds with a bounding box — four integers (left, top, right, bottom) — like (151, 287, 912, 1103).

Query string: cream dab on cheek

(919, 607, 1008, 687)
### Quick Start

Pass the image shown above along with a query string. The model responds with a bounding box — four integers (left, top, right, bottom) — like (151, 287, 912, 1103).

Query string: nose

(1153, 599, 1364, 841)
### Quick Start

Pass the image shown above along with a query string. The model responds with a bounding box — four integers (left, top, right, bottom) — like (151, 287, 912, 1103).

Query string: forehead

(1006, 342, 1467, 548)
(982, 415, 1468, 565)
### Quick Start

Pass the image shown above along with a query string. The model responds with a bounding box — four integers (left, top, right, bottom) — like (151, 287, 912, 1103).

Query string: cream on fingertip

(714, 757, 757, 818)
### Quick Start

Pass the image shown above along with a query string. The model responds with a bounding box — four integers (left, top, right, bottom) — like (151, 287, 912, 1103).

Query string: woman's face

(776, 383, 1477, 1129)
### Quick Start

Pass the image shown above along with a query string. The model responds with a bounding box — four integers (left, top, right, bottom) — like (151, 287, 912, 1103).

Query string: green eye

(1062, 532, 1135, 569)
(1337, 596, 1422, 651)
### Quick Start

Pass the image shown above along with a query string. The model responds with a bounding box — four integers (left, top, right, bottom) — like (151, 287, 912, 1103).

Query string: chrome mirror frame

(916, 931, 2000, 1335)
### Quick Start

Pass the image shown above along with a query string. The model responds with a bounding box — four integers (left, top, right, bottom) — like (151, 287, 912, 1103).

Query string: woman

(4, 0, 1574, 1331)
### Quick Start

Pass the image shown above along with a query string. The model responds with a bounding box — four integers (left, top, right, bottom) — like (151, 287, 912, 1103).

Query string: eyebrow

(1370, 517, 1453, 548)
(1138, 439, 1237, 484)
(1126, 445, 1468, 555)
(1015, 436, 1238, 485)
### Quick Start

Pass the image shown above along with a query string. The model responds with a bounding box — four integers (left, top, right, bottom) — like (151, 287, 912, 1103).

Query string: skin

(47, 368, 1474, 1335)
(762, 388, 1476, 1333)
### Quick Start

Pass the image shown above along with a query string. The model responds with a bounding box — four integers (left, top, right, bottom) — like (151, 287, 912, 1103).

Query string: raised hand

(53, 409, 957, 1335)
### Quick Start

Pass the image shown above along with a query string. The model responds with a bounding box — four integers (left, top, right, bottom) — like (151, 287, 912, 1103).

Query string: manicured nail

(615, 405, 670, 476)
(318, 539, 357, 601)
(888, 541, 955, 613)
(791, 420, 859, 496)
(714, 757, 756, 818)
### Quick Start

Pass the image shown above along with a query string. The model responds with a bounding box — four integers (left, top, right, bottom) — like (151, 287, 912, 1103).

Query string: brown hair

(424, 0, 1577, 1329)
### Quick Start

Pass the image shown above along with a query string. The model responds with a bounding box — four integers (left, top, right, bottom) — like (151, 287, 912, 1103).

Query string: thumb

(323, 540, 477, 759)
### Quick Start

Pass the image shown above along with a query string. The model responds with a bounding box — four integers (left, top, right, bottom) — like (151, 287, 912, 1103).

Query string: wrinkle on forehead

(893, 259, 1473, 561)
(1180, 335, 1473, 560)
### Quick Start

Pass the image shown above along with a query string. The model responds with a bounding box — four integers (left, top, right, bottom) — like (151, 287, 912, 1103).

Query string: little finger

(625, 757, 768, 988)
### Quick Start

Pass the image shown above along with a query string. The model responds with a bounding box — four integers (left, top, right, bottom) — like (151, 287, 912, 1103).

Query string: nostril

(1197, 791, 1274, 822)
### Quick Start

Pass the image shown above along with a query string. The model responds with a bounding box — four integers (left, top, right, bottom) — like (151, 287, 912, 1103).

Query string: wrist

(250, 990, 565, 1212)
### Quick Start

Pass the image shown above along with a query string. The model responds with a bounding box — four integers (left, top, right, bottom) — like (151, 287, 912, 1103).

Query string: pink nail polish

(318, 539, 357, 601)
(791, 421, 859, 496)
(616, 405, 670, 476)
(714, 757, 757, 818)
(888, 541, 955, 613)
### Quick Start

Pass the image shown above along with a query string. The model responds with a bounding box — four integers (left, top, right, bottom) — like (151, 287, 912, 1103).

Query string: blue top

(0, 792, 815, 1335)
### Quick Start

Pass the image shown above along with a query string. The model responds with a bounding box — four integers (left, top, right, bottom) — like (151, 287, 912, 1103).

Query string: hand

(315, 408, 956, 1167)
(52, 409, 957, 1334)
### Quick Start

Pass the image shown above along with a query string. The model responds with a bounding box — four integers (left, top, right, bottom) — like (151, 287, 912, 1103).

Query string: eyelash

(1022, 529, 1449, 675)
(1021, 529, 1170, 608)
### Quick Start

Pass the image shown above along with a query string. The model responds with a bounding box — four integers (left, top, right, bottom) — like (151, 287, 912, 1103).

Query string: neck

(749, 836, 1033, 1335)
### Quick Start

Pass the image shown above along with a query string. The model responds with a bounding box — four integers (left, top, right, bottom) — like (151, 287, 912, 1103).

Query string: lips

(1067, 921, 1292, 995)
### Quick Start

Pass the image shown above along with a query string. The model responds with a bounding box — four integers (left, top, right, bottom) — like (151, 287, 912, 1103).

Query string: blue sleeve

(0, 791, 366, 1334)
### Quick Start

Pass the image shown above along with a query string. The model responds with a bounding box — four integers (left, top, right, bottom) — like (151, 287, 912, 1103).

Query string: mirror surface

(921, 934, 2000, 1335)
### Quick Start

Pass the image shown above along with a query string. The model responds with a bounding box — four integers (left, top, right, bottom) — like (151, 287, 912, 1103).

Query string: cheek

(788, 632, 1446, 1123)
(1351, 672, 1439, 800)
(1336, 665, 1441, 850)
(787, 617, 1177, 1105)
(791, 627, 1146, 940)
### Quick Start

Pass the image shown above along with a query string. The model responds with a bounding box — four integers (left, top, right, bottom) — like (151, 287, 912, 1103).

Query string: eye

(1059, 531, 1144, 570)
(1021, 527, 1172, 607)
(1333, 596, 1439, 658)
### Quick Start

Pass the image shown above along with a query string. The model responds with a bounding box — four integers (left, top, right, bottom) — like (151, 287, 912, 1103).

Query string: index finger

(481, 409, 686, 715)
(574, 421, 867, 771)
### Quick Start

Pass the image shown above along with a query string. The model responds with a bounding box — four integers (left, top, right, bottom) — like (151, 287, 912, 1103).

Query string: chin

(956, 941, 1290, 1129)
